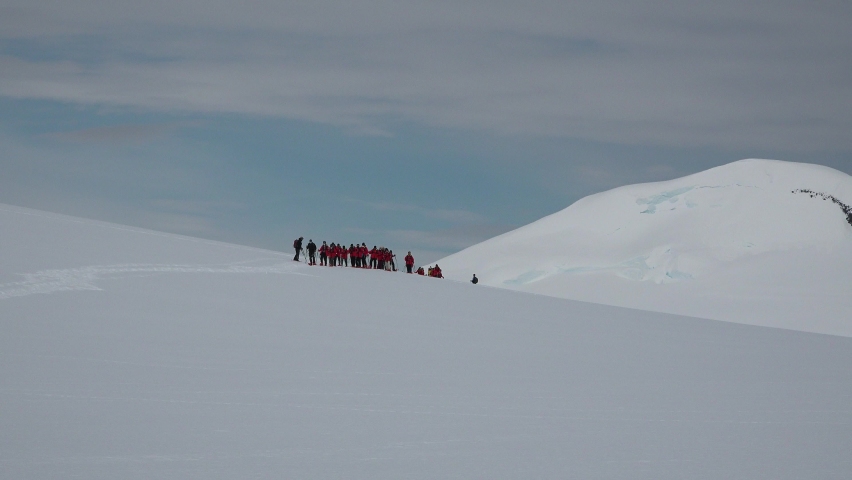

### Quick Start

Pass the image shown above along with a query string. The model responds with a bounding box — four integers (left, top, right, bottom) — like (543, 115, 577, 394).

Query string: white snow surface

(2, 203, 852, 479)
(439, 159, 852, 336)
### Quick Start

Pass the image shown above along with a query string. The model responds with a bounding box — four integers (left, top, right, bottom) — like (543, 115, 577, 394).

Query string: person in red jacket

(330, 243, 339, 266)
(319, 241, 328, 266)
(381, 248, 390, 271)
(416, 267, 425, 275)
(352, 244, 360, 268)
(369, 246, 378, 269)
(431, 264, 443, 278)
(404, 252, 414, 273)
(341, 245, 349, 267)
(388, 249, 396, 271)
(359, 244, 366, 268)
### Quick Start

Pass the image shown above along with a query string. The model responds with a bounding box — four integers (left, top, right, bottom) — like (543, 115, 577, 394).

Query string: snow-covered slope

(439, 159, 852, 336)
(3, 203, 852, 479)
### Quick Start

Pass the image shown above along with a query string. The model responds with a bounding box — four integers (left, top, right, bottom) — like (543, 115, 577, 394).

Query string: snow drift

(2, 203, 852, 479)
(439, 159, 852, 336)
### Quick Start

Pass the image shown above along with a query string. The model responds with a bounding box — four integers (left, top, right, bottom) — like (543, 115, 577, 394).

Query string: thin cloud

(43, 122, 197, 143)
(0, 1, 849, 151)
(346, 198, 490, 224)
(386, 224, 516, 251)
(148, 199, 246, 215)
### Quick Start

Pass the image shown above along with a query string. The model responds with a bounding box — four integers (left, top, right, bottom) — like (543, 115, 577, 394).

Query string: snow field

(2, 203, 852, 479)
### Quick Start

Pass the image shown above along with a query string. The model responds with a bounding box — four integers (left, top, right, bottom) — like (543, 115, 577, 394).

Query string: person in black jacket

(471, 274, 478, 284)
(293, 237, 303, 261)
(306, 239, 317, 265)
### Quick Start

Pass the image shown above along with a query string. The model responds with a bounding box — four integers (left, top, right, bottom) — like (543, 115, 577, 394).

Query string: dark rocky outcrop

(793, 189, 852, 227)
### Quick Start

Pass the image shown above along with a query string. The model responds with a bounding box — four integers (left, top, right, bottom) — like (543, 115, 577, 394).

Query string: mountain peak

(439, 159, 852, 335)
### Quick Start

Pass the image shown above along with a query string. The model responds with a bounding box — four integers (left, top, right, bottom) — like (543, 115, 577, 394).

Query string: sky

(2, 1, 851, 262)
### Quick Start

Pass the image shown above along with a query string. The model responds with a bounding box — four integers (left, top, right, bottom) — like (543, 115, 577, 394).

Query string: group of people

(411, 265, 443, 278)
(294, 238, 400, 271)
(293, 237, 477, 282)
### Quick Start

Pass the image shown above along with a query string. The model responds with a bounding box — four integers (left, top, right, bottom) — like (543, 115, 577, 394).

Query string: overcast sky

(2, 1, 851, 262)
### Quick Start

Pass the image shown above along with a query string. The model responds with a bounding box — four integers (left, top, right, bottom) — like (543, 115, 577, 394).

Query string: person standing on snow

(471, 274, 478, 284)
(404, 252, 415, 273)
(360, 243, 368, 268)
(306, 239, 317, 265)
(293, 237, 304, 261)
(329, 243, 338, 267)
(319, 241, 328, 266)
(370, 246, 379, 269)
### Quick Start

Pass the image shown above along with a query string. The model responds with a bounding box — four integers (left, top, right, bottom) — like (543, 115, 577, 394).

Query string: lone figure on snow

(405, 251, 415, 274)
(471, 274, 478, 285)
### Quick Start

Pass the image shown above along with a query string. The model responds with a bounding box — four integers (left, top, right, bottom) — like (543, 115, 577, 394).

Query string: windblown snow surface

(2, 202, 852, 479)
(439, 159, 852, 337)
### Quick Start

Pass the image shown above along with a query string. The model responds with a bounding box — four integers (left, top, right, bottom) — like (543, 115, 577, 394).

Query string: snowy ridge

(439, 159, 852, 336)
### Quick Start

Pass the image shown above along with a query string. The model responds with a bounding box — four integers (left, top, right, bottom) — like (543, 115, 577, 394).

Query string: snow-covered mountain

(439, 159, 852, 336)
(3, 202, 852, 479)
